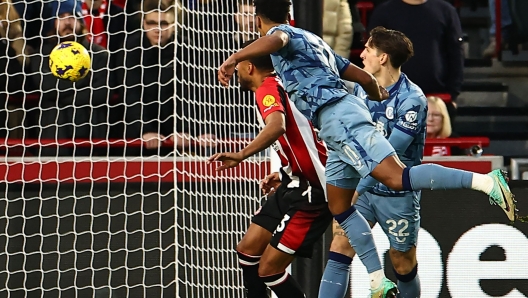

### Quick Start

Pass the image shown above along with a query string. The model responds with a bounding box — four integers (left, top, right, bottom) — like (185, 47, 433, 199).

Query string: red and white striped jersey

(255, 75, 327, 189)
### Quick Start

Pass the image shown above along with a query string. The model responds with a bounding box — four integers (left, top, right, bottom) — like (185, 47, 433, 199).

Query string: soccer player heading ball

(218, 0, 516, 297)
(210, 39, 332, 298)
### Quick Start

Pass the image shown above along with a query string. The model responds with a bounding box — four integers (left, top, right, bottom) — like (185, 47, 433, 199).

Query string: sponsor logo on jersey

(405, 111, 417, 122)
(262, 95, 278, 107)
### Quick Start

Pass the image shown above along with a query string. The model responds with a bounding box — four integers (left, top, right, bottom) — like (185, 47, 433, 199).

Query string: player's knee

(384, 176, 404, 191)
(389, 247, 417, 275)
(329, 236, 355, 258)
(236, 240, 260, 257)
(257, 258, 282, 277)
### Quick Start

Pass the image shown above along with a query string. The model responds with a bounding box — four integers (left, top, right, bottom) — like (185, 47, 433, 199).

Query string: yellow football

(49, 41, 91, 82)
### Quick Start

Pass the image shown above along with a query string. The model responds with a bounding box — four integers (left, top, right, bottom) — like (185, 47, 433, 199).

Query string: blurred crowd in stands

(0, 0, 508, 157)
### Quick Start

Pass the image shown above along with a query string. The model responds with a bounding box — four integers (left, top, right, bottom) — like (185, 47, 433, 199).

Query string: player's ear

(247, 63, 255, 74)
(379, 53, 389, 66)
(256, 15, 262, 30)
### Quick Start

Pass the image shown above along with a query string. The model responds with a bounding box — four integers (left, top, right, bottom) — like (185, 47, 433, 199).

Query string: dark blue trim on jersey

(388, 74, 405, 98)
(339, 60, 351, 75)
(394, 124, 418, 137)
(367, 189, 410, 197)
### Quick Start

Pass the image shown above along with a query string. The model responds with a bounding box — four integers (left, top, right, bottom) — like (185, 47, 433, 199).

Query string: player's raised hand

(218, 55, 237, 87)
(260, 172, 281, 195)
(207, 152, 244, 171)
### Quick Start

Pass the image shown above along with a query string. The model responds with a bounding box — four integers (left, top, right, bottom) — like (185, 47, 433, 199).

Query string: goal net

(0, 0, 266, 297)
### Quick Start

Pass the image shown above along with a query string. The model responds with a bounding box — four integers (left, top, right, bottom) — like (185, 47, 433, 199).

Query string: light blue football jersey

(354, 73, 427, 196)
(267, 24, 352, 123)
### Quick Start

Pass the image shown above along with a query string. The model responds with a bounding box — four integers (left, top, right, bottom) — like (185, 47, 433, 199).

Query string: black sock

(237, 251, 268, 298)
(261, 272, 305, 298)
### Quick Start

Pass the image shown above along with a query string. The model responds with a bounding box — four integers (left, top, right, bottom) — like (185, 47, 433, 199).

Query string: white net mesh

(0, 0, 266, 297)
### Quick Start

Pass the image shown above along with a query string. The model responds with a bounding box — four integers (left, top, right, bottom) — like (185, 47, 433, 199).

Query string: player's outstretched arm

(341, 63, 388, 101)
(208, 112, 286, 171)
(218, 31, 289, 87)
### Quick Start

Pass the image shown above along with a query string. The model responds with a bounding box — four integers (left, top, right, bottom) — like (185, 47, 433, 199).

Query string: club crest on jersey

(405, 111, 417, 122)
(385, 106, 394, 120)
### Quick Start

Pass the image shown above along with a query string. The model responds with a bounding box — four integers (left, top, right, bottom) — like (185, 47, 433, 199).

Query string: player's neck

(261, 22, 287, 35)
(402, 0, 427, 5)
(375, 68, 401, 88)
(252, 73, 274, 92)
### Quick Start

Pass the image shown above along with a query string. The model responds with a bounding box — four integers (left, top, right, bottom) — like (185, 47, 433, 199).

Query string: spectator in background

(184, 0, 259, 141)
(21, 0, 111, 156)
(424, 96, 452, 156)
(234, 0, 258, 45)
(0, 0, 29, 140)
(368, 0, 463, 127)
(0, 0, 30, 65)
(482, 0, 512, 58)
(115, 1, 213, 156)
(12, 1, 52, 51)
(323, 0, 353, 58)
(81, 0, 126, 54)
(125, 0, 180, 33)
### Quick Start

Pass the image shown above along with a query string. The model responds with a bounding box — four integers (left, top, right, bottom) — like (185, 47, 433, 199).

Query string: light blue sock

(334, 206, 382, 274)
(395, 265, 420, 298)
(402, 164, 473, 191)
(319, 252, 351, 298)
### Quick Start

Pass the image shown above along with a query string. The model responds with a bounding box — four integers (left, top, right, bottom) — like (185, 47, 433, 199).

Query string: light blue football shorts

(317, 94, 395, 189)
(356, 191, 421, 252)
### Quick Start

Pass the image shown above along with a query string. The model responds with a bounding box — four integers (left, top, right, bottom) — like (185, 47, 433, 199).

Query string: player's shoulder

(260, 75, 283, 90)
(401, 74, 426, 101)
(267, 24, 297, 36)
(257, 76, 285, 98)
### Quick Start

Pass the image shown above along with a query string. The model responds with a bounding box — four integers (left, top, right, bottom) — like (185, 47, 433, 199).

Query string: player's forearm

(240, 121, 285, 160)
(341, 64, 382, 100)
(232, 34, 286, 63)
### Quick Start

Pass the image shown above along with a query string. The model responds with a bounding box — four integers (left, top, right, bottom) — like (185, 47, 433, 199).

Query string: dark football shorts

(252, 174, 332, 258)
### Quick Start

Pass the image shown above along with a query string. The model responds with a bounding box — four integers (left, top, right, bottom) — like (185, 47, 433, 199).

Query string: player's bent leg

(258, 245, 304, 298)
(237, 223, 273, 256)
(237, 224, 274, 298)
(326, 183, 397, 296)
(319, 219, 373, 298)
(370, 155, 516, 221)
(371, 192, 420, 298)
(260, 182, 333, 298)
(389, 247, 420, 298)
(319, 221, 355, 298)
(329, 220, 356, 258)
(238, 186, 290, 298)
(320, 100, 516, 221)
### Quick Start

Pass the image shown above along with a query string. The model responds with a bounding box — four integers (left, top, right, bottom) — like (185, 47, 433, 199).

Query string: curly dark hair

(241, 39, 274, 71)
(253, 0, 291, 24)
(368, 26, 414, 69)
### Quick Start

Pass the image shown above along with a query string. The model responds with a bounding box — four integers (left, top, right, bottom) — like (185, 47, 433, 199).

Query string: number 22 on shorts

(386, 218, 409, 243)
